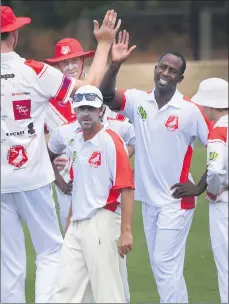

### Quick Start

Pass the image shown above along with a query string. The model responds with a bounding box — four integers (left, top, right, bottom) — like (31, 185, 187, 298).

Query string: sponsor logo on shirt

(7, 145, 28, 169)
(12, 92, 30, 96)
(1, 62, 10, 69)
(73, 151, 77, 162)
(209, 151, 219, 161)
(88, 151, 102, 168)
(68, 138, 74, 146)
(12, 100, 31, 120)
(165, 115, 179, 131)
(1, 73, 15, 80)
(6, 130, 24, 137)
(137, 106, 147, 120)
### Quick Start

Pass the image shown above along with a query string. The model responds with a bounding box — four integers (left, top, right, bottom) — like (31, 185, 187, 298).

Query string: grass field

(24, 142, 220, 303)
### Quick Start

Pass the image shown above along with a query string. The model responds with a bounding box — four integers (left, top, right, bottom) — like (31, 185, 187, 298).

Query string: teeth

(159, 79, 168, 85)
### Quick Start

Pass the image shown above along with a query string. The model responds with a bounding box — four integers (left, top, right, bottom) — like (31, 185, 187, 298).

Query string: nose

(162, 67, 169, 77)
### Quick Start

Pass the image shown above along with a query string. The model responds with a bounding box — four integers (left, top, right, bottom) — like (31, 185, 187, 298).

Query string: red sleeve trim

(54, 76, 72, 102)
(208, 127, 227, 143)
(24, 60, 45, 76)
(105, 128, 135, 190)
(207, 191, 217, 201)
(120, 90, 127, 111)
(183, 96, 214, 132)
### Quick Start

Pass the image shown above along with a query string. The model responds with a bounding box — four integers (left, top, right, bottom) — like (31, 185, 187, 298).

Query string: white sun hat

(192, 78, 228, 109)
(72, 85, 103, 109)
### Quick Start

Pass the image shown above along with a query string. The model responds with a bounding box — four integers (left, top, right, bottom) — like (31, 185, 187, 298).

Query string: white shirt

(206, 115, 228, 203)
(48, 117, 135, 182)
(69, 127, 134, 221)
(119, 88, 211, 208)
(1, 52, 75, 193)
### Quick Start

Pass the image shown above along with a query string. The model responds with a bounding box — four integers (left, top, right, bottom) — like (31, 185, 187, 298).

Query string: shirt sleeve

(48, 126, 66, 155)
(206, 126, 227, 200)
(105, 129, 135, 191)
(24, 60, 75, 103)
(121, 122, 135, 148)
(118, 89, 142, 124)
(191, 103, 213, 146)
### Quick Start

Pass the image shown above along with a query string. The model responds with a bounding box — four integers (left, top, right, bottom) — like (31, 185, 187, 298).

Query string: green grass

(24, 142, 219, 303)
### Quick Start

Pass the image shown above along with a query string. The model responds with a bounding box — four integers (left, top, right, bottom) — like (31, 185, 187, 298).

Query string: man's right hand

(112, 30, 136, 64)
(93, 10, 121, 45)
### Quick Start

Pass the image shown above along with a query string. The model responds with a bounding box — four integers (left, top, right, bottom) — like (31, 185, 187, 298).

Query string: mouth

(159, 78, 169, 85)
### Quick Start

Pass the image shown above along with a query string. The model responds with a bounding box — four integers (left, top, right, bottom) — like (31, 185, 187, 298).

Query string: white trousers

(142, 202, 195, 303)
(209, 202, 228, 303)
(1, 184, 63, 303)
(52, 208, 127, 303)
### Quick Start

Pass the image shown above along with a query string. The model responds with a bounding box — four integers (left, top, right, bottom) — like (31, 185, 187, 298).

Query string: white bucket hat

(72, 85, 103, 109)
(192, 78, 228, 109)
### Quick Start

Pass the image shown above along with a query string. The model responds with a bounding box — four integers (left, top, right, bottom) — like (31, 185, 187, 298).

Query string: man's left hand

(171, 181, 202, 199)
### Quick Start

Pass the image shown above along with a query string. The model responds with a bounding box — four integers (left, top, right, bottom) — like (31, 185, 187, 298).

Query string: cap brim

(1, 17, 31, 33)
(192, 93, 229, 109)
(45, 50, 95, 63)
(191, 93, 208, 107)
(73, 100, 102, 109)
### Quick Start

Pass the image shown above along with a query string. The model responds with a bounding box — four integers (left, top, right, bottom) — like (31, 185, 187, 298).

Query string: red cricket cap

(45, 38, 95, 63)
(1, 6, 31, 33)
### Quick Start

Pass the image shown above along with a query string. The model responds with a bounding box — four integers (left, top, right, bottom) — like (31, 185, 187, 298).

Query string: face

(154, 54, 184, 92)
(58, 57, 83, 78)
(77, 106, 103, 130)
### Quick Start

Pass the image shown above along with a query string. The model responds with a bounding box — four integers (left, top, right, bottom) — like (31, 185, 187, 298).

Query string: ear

(178, 75, 184, 83)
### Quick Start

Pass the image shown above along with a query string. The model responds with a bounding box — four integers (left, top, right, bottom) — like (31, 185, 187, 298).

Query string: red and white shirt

(206, 115, 228, 203)
(48, 118, 135, 182)
(1, 52, 75, 193)
(119, 88, 211, 209)
(69, 127, 135, 221)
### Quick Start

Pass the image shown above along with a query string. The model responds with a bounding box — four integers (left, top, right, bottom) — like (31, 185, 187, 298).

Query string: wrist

(121, 225, 132, 233)
(111, 61, 122, 69)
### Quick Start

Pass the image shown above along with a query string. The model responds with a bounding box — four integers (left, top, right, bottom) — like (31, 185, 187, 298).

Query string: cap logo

(61, 46, 70, 55)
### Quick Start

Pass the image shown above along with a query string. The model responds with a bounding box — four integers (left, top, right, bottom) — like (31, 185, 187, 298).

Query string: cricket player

(43, 38, 129, 229)
(171, 78, 228, 303)
(99, 30, 212, 302)
(1, 5, 121, 303)
(50, 85, 135, 303)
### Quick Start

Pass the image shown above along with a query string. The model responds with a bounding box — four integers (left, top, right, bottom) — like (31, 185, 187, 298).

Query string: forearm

(127, 145, 135, 159)
(120, 188, 134, 233)
(52, 162, 66, 190)
(196, 169, 208, 195)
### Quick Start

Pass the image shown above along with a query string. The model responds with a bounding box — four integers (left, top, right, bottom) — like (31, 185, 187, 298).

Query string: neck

(214, 110, 228, 123)
(1, 41, 13, 54)
(83, 122, 103, 141)
(154, 87, 176, 109)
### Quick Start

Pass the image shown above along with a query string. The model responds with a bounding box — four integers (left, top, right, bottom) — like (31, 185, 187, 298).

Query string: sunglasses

(73, 93, 103, 102)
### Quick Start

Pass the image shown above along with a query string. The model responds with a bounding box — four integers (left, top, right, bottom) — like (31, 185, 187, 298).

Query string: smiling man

(99, 30, 212, 303)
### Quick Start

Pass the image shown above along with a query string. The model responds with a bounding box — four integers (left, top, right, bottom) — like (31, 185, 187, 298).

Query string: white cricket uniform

(1, 52, 75, 303)
(48, 118, 135, 303)
(51, 127, 135, 303)
(206, 115, 228, 303)
(118, 88, 211, 303)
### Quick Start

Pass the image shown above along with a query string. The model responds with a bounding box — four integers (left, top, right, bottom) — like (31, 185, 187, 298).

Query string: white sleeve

(191, 104, 212, 146)
(206, 127, 227, 199)
(24, 60, 75, 103)
(48, 127, 66, 155)
(119, 89, 142, 124)
(121, 122, 135, 148)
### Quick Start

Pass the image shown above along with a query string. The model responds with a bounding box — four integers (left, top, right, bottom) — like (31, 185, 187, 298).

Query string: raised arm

(72, 10, 121, 93)
(100, 30, 136, 111)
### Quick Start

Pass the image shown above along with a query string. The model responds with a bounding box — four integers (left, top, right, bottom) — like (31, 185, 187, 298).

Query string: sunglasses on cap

(73, 93, 103, 102)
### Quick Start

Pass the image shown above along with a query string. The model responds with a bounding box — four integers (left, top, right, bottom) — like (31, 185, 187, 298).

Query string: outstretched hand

(93, 10, 121, 45)
(112, 30, 136, 64)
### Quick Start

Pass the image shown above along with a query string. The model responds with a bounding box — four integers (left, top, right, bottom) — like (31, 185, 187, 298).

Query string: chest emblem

(165, 115, 179, 131)
(137, 106, 147, 121)
(88, 152, 101, 168)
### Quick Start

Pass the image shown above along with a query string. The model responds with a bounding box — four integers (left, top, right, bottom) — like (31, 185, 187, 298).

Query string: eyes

(157, 63, 179, 75)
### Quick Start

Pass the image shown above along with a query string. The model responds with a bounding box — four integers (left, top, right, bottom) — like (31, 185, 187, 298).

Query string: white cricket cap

(72, 85, 103, 109)
(192, 78, 228, 109)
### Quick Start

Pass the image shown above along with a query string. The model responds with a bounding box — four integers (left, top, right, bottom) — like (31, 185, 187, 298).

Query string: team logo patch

(13, 100, 31, 120)
(61, 46, 70, 55)
(209, 151, 219, 161)
(137, 106, 147, 120)
(88, 152, 101, 168)
(68, 138, 74, 146)
(8, 145, 28, 168)
(165, 115, 179, 131)
(72, 151, 77, 162)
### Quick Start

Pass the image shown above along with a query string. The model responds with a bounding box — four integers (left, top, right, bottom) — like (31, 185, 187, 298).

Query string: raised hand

(112, 30, 136, 64)
(93, 10, 121, 45)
